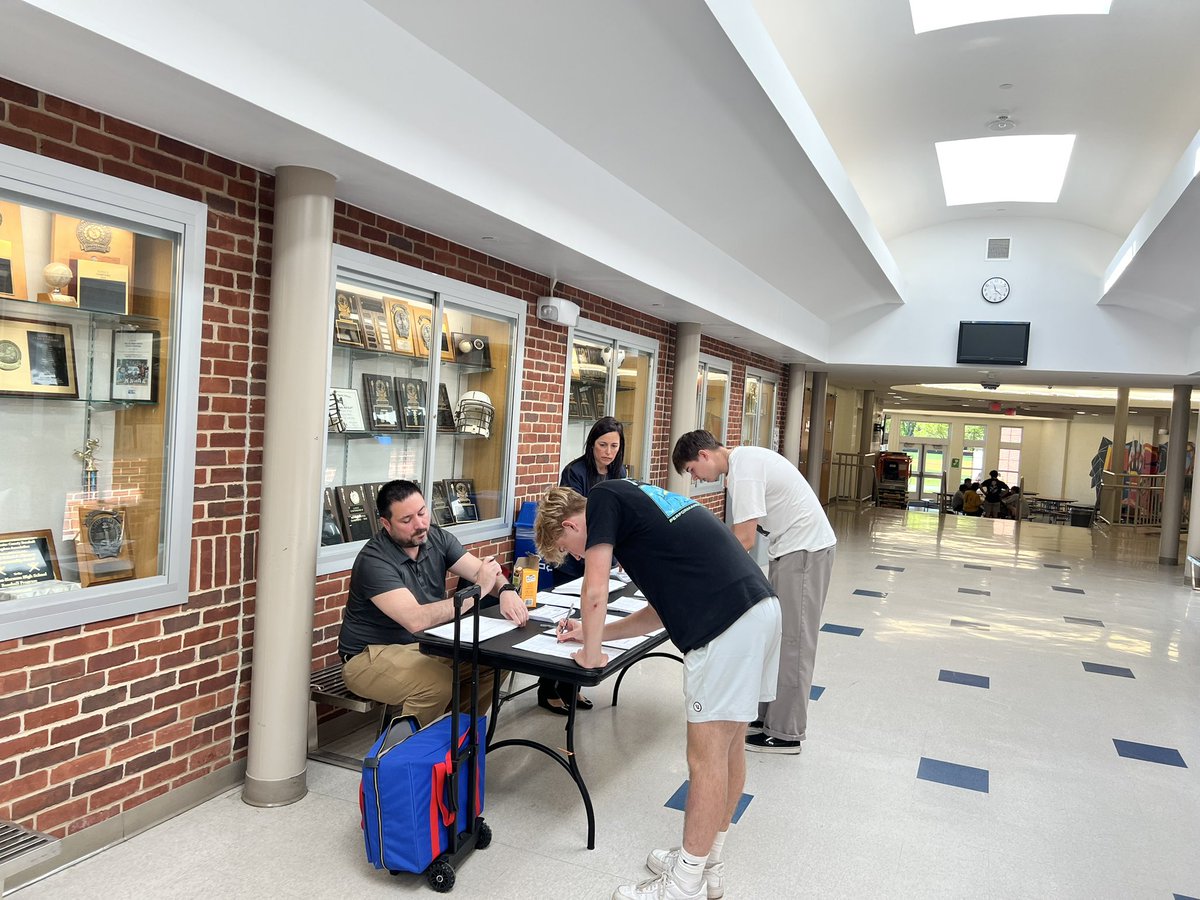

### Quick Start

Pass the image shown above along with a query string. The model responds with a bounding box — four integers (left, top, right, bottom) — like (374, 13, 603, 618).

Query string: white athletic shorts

(683, 596, 782, 724)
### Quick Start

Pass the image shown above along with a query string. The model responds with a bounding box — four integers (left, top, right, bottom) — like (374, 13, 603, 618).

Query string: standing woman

(538, 416, 627, 714)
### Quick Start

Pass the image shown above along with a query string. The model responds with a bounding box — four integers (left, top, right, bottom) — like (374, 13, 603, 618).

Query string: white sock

(673, 848, 708, 891)
(707, 830, 728, 865)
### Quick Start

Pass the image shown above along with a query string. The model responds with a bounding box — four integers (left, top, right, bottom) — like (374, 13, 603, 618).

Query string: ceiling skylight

(909, 0, 1112, 34)
(935, 135, 1076, 206)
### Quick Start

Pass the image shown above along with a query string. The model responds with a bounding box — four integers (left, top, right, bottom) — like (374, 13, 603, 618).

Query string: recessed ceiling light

(936, 135, 1076, 205)
(1091, 413, 1099, 416)
(909, 0, 1112, 34)
(480, 236, 496, 241)
(1076, 410, 1086, 415)
(999, 83, 1014, 90)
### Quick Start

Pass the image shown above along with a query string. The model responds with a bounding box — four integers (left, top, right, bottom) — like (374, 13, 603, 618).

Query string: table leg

(610, 652, 683, 707)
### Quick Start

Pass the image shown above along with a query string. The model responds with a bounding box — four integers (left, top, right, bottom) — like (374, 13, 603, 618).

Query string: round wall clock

(981, 277, 1010, 303)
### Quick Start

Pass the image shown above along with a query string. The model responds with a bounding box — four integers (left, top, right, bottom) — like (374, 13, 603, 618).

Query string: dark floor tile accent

(666, 780, 753, 822)
(939, 669, 990, 689)
(950, 619, 989, 630)
(1172, 893, 1199, 900)
(917, 757, 989, 793)
(876, 565, 905, 572)
(1043, 563, 1071, 570)
(958, 587, 991, 596)
(810, 685, 825, 701)
(1113, 739, 1187, 768)
(853, 589, 888, 598)
(821, 623, 864, 637)
(1082, 661, 1134, 678)
(964, 564, 991, 570)
(1051, 585, 1086, 594)
(1064, 616, 1104, 627)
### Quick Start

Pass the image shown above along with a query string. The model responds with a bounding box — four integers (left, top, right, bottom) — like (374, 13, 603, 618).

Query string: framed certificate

(111, 330, 159, 402)
(76, 504, 135, 588)
(329, 388, 366, 431)
(0, 316, 78, 398)
(0, 529, 62, 588)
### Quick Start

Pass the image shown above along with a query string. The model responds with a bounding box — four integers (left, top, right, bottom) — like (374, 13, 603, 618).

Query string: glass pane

(1000, 426, 1023, 444)
(703, 367, 728, 441)
(757, 380, 776, 449)
(964, 424, 987, 441)
(961, 447, 983, 481)
(922, 477, 941, 497)
(900, 443, 920, 494)
(742, 375, 760, 446)
(0, 196, 177, 595)
(614, 344, 651, 480)
(924, 447, 945, 475)
(564, 336, 611, 470)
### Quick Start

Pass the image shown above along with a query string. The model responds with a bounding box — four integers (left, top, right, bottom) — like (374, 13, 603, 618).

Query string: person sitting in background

(1003, 485, 1030, 520)
(962, 483, 984, 517)
(951, 478, 972, 514)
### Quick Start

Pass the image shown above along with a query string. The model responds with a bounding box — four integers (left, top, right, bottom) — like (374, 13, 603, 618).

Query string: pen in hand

(556, 598, 578, 638)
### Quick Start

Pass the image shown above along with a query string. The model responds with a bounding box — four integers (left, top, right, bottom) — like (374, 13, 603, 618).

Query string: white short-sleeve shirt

(726, 446, 836, 558)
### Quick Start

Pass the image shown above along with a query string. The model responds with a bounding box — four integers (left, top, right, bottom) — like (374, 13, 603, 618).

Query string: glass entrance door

(900, 441, 947, 502)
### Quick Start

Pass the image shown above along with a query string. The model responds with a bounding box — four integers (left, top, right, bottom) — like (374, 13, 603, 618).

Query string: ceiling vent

(986, 237, 1011, 260)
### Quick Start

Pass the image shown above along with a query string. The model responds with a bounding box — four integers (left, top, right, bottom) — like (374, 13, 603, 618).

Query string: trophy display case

(320, 254, 523, 568)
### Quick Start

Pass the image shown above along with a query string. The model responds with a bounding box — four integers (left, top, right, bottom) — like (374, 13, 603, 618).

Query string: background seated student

(337, 480, 529, 727)
(951, 479, 971, 513)
(1003, 485, 1030, 520)
(962, 483, 984, 516)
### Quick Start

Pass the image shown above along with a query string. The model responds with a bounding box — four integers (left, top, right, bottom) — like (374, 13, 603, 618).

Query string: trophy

(37, 262, 77, 306)
(73, 438, 100, 494)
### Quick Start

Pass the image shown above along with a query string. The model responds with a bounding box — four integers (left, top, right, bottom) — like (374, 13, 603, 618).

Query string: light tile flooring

(15, 509, 1200, 899)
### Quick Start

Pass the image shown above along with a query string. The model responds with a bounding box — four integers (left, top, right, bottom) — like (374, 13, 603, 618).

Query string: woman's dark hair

(579, 416, 625, 489)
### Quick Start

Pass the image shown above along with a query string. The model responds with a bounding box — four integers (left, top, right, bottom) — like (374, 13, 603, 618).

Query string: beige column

(858, 389, 875, 498)
(1188, 408, 1200, 563)
(1158, 384, 1191, 566)
(1105, 387, 1129, 523)
(667, 323, 702, 495)
(243, 167, 336, 806)
(781, 363, 806, 470)
(806, 372, 829, 493)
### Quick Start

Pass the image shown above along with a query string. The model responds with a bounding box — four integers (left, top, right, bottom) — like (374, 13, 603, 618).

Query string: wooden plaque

(76, 504, 135, 588)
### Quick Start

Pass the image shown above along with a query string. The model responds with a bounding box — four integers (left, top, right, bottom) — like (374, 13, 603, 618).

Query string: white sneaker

(645, 849, 725, 899)
(612, 870, 705, 900)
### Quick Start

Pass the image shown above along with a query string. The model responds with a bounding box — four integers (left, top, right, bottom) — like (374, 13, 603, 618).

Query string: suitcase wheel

(427, 859, 455, 893)
(475, 820, 492, 850)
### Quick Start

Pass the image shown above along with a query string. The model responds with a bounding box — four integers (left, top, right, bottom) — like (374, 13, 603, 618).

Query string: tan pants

(342, 643, 498, 728)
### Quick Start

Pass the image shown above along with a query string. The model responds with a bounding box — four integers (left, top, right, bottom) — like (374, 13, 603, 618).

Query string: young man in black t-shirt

(979, 470, 1009, 518)
(535, 482, 782, 900)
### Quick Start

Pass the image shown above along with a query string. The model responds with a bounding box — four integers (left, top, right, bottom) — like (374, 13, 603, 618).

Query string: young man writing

(672, 431, 836, 755)
(536, 481, 781, 900)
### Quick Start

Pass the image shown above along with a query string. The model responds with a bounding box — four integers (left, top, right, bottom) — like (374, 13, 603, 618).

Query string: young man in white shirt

(673, 431, 837, 754)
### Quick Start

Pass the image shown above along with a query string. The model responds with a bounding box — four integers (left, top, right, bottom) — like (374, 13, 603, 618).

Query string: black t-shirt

(585, 479, 774, 654)
(338, 525, 465, 657)
(981, 477, 1008, 503)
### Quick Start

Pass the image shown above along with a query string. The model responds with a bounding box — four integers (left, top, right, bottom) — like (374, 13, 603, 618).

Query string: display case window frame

(317, 246, 526, 577)
(691, 352, 732, 495)
(559, 318, 658, 480)
(0, 145, 206, 641)
(742, 366, 780, 451)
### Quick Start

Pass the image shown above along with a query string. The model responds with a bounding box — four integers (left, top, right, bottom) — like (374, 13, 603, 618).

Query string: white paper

(527, 605, 570, 624)
(602, 627, 665, 651)
(513, 633, 627, 662)
(633, 589, 645, 598)
(607, 596, 648, 614)
(551, 577, 626, 596)
(534, 591, 574, 609)
(610, 567, 632, 583)
(424, 618, 517, 644)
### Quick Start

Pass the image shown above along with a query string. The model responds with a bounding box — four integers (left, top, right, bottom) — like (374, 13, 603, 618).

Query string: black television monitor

(957, 321, 1030, 366)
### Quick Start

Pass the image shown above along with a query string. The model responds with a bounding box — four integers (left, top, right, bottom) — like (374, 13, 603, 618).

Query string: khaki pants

(342, 643, 498, 728)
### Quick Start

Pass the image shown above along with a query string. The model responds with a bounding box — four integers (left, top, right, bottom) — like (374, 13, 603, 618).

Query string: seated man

(951, 479, 971, 514)
(338, 480, 529, 726)
(1003, 486, 1030, 520)
(962, 482, 984, 516)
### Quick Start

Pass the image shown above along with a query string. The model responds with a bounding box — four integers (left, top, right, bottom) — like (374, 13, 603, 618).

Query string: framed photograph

(320, 488, 345, 546)
(76, 504, 135, 588)
(362, 373, 400, 431)
(356, 295, 393, 353)
(334, 484, 373, 542)
(442, 478, 479, 523)
(111, 330, 159, 403)
(329, 387, 366, 432)
(0, 529, 62, 588)
(451, 333, 491, 369)
(333, 290, 364, 348)
(430, 481, 454, 526)
(436, 382, 457, 432)
(385, 296, 416, 355)
(393, 376, 428, 431)
(0, 316, 78, 398)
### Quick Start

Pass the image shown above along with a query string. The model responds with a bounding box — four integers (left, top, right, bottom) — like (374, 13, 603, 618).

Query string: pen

(557, 596, 578, 636)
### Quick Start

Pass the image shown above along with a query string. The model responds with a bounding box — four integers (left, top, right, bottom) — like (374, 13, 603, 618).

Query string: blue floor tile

(821, 623, 864, 637)
(950, 619, 989, 630)
(1065, 615, 1104, 627)
(875, 565, 905, 572)
(810, 685, 825, 701)
(964, 564, 991, 570)
(958, 587, 991, 596)
(1113, 739, 1187, 768)
(665, 780, 753, 823)
(1043, 563, 1071, 569)
(939, 669, 990, 688)
(853, 588, 887, 598)
(917, 757, 989, 793)
(1051, 585, 1086, 594)
(1082, 661, 1134, 678)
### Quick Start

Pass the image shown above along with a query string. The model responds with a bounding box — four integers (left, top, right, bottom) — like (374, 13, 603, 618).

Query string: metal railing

(1097, 471, 1167, 528)
(830, 451, 877, 504)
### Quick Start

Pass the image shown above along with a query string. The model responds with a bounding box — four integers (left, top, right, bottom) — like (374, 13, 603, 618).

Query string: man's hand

(556, 618, 583, 643)
(498, 589, 529, 626)
(572, 647, 608, 669)
(477, 556, 504, 592)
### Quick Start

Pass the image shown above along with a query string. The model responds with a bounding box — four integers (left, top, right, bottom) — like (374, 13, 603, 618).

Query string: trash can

(514, 501, 555, 589)
(1069, 506, 1094, 528)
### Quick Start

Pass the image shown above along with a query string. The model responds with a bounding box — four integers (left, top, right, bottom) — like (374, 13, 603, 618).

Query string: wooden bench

(307, 663, 390, 771)
(0, 820, 61, 891)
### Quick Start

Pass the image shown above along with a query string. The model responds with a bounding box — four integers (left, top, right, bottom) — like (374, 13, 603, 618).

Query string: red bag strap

(433, 731, 472, 827)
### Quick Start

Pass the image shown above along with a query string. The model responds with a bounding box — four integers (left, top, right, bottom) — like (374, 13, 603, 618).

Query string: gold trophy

(37, 261, 78, 306)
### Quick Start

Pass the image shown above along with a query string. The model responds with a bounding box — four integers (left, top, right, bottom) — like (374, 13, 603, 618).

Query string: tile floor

(14, 509, 1200, 899)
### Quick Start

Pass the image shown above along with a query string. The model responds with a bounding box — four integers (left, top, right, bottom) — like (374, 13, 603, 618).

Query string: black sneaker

(745, 732, 801, 754)
(748, 719, 764, 732)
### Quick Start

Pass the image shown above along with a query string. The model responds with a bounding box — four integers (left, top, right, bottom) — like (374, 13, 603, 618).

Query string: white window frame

(691, 353, 732, 495)
(742, 366, 780, 450)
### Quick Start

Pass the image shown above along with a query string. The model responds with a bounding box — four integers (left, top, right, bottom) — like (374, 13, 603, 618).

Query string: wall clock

(981, 277, 1010, 303)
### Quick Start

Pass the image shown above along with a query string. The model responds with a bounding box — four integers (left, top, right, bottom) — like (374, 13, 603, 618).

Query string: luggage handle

(363, 715, 422, 766)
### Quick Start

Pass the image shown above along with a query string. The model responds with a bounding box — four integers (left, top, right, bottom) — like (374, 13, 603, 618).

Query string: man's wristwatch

(499, 584, 519, 598)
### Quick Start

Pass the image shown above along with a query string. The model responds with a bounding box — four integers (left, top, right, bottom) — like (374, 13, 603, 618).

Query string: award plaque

(361, 482, 385, 535)
(384, 297, 416, 355)
(335, 484, 374, 542)
(413, 305, 436, 359)
(329, 387, 366, 431)
(362, 373, 400, 431)
(439, 313, 455, 363)
(436, 382, 457, 432)
(429, 482, 454, 527)
(0, 202, 29, 300)
(451, 333, 491, 368)
(320, 488, 345, 546)
(442, 478, 480, 523)
(394, 376, 428, 431)
(72, 259, 130, 315)
(356, 295, 393, 353)
(76, 504, 135, 588)
(0, 529, 62, 589)
(0, 316, 78, 398)
(333, 290, 365, 348)
(111, 330, 159, 402)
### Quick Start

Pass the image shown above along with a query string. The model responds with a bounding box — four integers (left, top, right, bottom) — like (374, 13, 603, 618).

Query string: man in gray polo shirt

(339, 480, 529, 726)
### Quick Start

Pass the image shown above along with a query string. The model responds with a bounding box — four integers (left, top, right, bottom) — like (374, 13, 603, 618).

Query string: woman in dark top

(539, 416, 627, 714)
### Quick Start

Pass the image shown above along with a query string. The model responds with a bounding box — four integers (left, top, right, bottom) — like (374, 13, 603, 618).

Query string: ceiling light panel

(909, 0, 1112, 34)
(935, 135, 1076, 206)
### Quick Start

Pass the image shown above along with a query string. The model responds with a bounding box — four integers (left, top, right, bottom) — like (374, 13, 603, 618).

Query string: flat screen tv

(957, 321, 1030, 366)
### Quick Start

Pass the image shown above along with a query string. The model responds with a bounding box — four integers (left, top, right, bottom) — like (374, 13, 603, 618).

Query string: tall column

(1158, 384, 1191, 566)
(781, 363, 806, 470)
(1105, 387, 1129, 523)
(243, 167, 336, 807)
(667, 323, 702, 496)
(806, 372, 828, 494)
(857, 389, 875, 498)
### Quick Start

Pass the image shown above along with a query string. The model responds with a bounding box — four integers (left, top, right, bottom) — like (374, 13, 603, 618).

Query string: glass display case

(319, 250, 523, 571)
(0, 148, 204, 639)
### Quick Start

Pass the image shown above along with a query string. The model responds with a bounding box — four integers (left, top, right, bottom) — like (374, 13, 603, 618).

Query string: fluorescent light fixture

(936, 135, 1076, 206)
(909, 0, 1111, 34)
